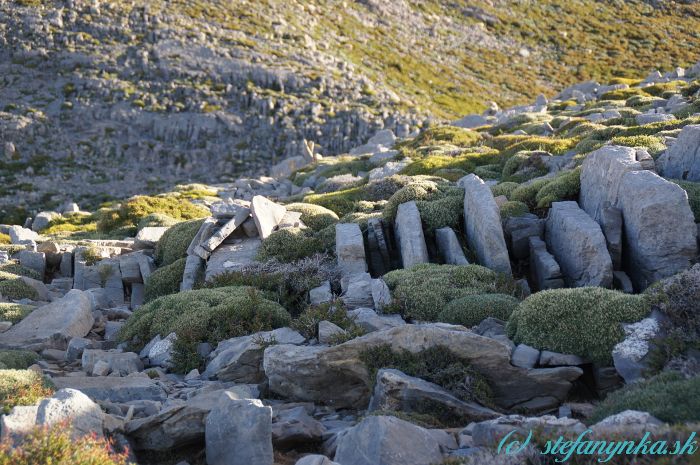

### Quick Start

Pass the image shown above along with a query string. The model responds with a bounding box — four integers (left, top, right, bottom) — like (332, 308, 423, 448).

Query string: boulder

(579, 145, 641, 227)
(470, 414, 585, 447)
(435, 227, 469, 265)
(612, 316, 661, 384)
(31, 211, 60, 232)
(370, 278, 392, 311)
(134, 227, 169, 249)
(180, 254, 205, 291)
(18, 250, 45, 277)
(272, 406, 326, 449)
(204, 239, 261, 282)
(147, 332, 177, 367)
(309, 281, 333, 306)
(511, 344, 540, 369)
(394, 201, 429, 268)
(368, 369, 498, 423)
(204, 328, 305, 382)
(205, 395, 273, 465)
(590, 410, 663, 436)
(618, 170, 697, 290)
(658, 124, 700, 182)
(251, 195, 287, 239)
(1, 389, 104, 444)
(82, 350, 143, 376)
(296, 456, 339, 465)
(52, 376, 166, 402)
(334, 415, 443, 465)
(347, 308, 405, 333)
(318, 321, 346, 344)
(8, 225, 38, 244)
(460, 174, 512, 276)
(340, 272, 374, 309)
(335, 223, 367, 276)
(126, 387, 255, 451)
(263, 324, 582, 410)
(0, 290, 94, 350)
(545, 201, 613, 288)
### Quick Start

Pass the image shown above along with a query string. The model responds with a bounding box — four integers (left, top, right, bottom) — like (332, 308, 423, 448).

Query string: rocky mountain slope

(0, 57, 699, 464)
(2, 0, 700, 224)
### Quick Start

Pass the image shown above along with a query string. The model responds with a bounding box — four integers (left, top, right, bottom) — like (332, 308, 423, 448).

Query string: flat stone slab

(51, 376, 167, 402)
(205, 239, 261, 281)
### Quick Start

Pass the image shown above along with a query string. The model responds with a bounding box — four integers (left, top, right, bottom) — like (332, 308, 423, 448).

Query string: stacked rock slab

(618, 170, 697, 289)
(545, 201, 613, 288)
(528, 237, 564, 291)
(394, 201, 429, 268)
(460, 174, 512, 276)
(658, 124, 700, 181)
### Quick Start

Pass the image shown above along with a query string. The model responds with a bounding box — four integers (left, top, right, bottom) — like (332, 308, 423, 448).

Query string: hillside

(1, 0, 700, 224)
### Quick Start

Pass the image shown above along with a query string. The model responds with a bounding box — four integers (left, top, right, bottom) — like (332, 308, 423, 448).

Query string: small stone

(511, 344, 540, 369)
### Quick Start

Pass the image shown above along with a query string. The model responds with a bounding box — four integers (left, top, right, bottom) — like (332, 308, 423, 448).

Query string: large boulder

(52, 376, 166, 402)
(205, 395, 273, 465)
(1, 389, 104, 444)
(618, 170, 697, 290)
(334, 415, 443, 465)
(0, 289, 94, 350)
(335, 223, 367, 276)
(203, 328, 305, 382)
(263, 324, 582, 411)
(126, 386, 256, 451)
(394, 201, 429, 268)
(579, 145, 641, 226)
(545, 201, 613, 288)
(658, 124, 700, 181)
(460, 174, 512, 276)
(368, 368, 498, 423)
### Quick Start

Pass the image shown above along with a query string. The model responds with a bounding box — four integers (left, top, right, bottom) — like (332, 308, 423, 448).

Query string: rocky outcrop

(618, 170, 698, 290)
(263, 324, 581, 410)
(460, 174, 512, 276)
(545, 201, 613, 288)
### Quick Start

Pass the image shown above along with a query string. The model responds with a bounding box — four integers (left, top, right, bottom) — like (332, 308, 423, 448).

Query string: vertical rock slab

(394, 201, 429, 268)
(658, 124, 700, 181)
(251, 196, 287, 240)
(579, 145, 641, 225)
(335, 223, 367, 276)
(460, 174, 512, 276)
(618, 170, 697, 290)
(545, 201, 613, 288)
(180, 254, 205, 291)
(205, 395, 273, 465)
(528, 237, 565, 291)
(435, 227, 469, 265)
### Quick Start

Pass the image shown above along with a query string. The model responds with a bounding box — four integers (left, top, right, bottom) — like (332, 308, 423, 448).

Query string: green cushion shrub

(0, 262, 42, 281)
(285, 203, 339, 231)
(257, 228, 329, 263)
(499, 200, 529, 219)
(383, 264, 519, 322)
(415, 191, 463, 235)
(437, 294, 519, 327)
(154, 218, 204, 266)
(490, 182, 519, 199)
(303, 186, 366, 217)
(137, 213, 178, 230)
(507, 288, 650, 364)
(0, 369, 54, 414)
(590, 371, 700, 424)
(0, 279, 39, 300)
(0, 303, 34, 324)
(0, 350, 39, 369)
(534, 166, 581, 208)
(118, 286, 291, 354)
(382, 180, 442, 221)
(144, 257, 187, 303)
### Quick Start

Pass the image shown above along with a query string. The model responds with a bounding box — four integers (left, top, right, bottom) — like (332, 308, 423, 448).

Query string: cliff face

(1, 0, 698, 220)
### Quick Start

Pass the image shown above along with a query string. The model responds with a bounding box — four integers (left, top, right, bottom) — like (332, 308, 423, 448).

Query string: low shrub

(589, 371, 700, 424)
(154, 218, 204, 266)
(257, 228, 329, 263)
(144, 257, 187, 303)
(0, 369, 54, 414)
(0, 303, 34, 323)
(437, 294, 519, 328)
(404, 126, 481, 148)
(610, 135, 666, 157)
(534, 167, 581, 209)
(507, 288, 650, 364)
(360, 345, 494, 422)
(415, 191, 464, 235)
(292, 301, 363, 342)
(0, 262, 41, 281)
(509, 178, 550, 208)
(0, 279, 39, 300)
(207, 255, 338, 315)
(383, 264, 519, 322)
(499, 201, 530, 219)
(303, 186, 366, 217)
(382, 180, 442, 221)
(284, 203, 339, 231)
(0, 234, 9, 244)
(137, 213, 178, 230)
(668, 179, 700, 222)
(490, 182, 519, 199)
(0, 350, 38, 370)
(118, 286, 291, 368)
(0, 424, 130, 465)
